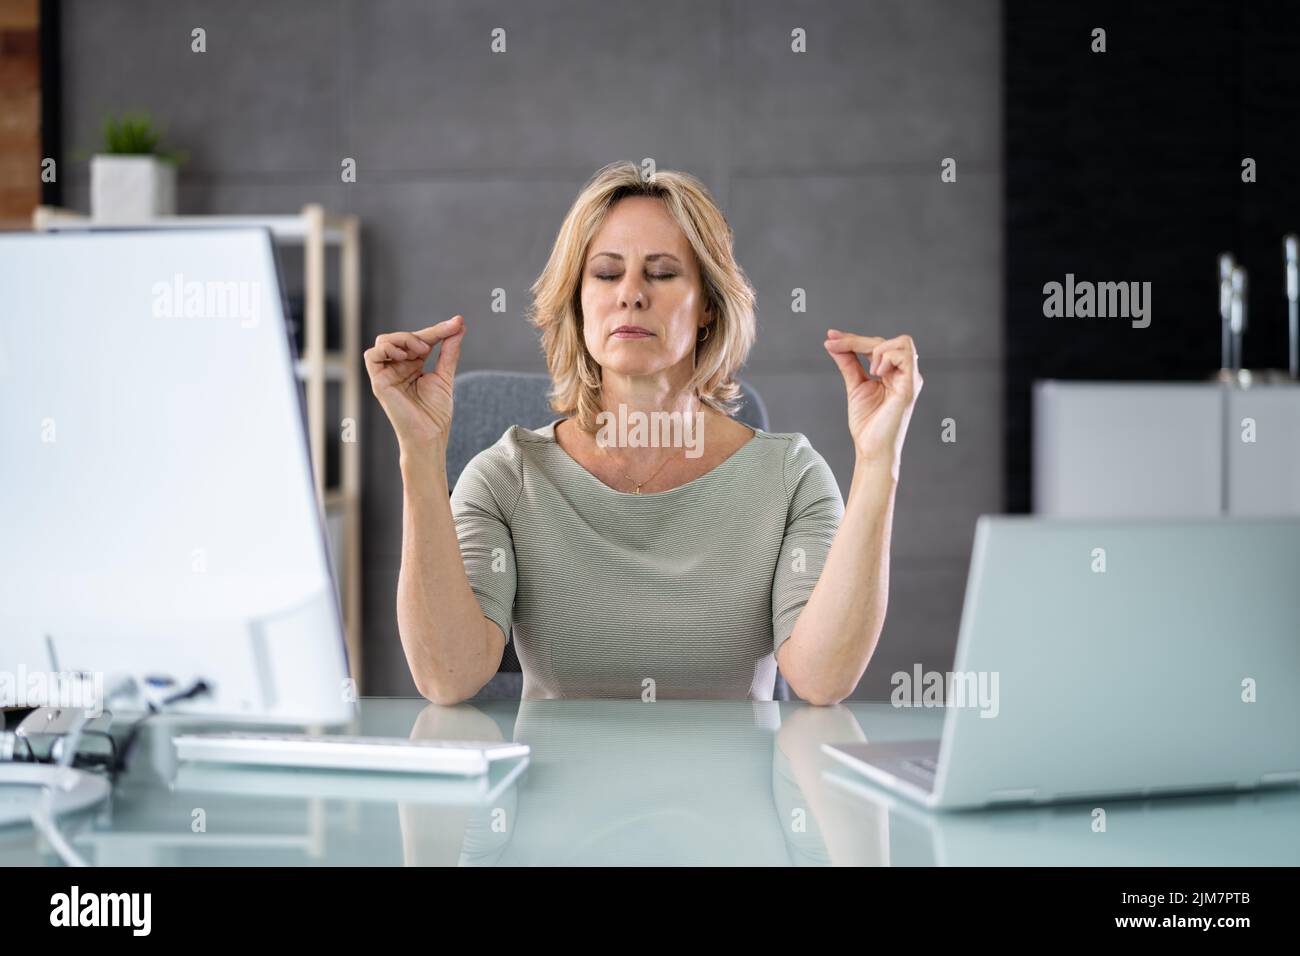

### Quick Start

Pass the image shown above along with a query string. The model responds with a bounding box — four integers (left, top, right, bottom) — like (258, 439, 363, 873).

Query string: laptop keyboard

(902, 756, 939, 786)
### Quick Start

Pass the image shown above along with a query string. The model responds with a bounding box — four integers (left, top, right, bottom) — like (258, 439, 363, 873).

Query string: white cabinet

(1034, 381, 1300, 517)
(1227, 387, 1300, 515)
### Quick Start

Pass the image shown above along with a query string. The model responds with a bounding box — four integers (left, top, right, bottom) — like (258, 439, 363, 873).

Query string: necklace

(613, 449, 678, 494)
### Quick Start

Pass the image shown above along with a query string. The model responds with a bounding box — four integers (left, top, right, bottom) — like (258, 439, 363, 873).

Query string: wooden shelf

(323, 488, 353, 512)
(32, 206, 350, 244)
(295, 355, 347, 381)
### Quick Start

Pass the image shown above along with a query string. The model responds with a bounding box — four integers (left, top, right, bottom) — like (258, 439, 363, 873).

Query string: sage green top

(450, 420, 844, 700)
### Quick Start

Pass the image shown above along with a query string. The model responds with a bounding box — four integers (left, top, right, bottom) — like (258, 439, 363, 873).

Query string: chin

(599, 357, 670, 377)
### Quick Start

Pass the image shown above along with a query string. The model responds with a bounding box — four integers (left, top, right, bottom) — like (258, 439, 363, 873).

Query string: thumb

(434, 326, 464, 381)
(825, 342, 867, 392)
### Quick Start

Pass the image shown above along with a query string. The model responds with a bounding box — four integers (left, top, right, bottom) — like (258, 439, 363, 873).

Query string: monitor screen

(0, 229, 352, 724)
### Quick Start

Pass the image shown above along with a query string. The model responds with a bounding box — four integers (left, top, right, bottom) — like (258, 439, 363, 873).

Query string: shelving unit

(32, 204, 365, 691)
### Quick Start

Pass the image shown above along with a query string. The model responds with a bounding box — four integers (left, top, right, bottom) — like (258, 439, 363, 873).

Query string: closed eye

(595, 273, 677, 281)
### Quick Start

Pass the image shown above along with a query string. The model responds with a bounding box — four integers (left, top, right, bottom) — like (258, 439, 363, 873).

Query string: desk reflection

(397, 698, 1300, 867)
(398, 699, 881, 866)
(7, 698, 1291, 866)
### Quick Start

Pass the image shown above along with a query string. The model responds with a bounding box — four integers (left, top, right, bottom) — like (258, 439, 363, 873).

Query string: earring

(698, 324, 711, 343)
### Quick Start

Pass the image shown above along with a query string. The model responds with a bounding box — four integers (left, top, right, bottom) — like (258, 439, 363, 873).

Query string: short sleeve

(449, 430, 522, 643)
(771, 435, 844, 656)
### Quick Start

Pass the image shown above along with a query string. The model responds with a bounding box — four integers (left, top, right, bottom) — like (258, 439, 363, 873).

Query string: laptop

(823, 515, 1300, 810)
(819, 763, 1300, 864)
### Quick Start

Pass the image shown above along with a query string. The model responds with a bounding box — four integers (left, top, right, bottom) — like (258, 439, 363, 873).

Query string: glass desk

(2, 697, 1296, 866)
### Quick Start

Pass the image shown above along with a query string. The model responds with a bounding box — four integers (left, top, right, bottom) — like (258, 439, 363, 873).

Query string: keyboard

(172, 732, 530, 777)
(173, 756, 531, 805)
(902, 755, 939, 784)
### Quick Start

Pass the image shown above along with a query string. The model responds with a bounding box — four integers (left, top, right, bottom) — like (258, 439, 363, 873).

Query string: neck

(598, 369, 701, 426)
(591, 368, 708, 464)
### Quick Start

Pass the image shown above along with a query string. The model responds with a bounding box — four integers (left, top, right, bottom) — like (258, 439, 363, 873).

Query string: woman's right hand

(365, 314, 465, 451)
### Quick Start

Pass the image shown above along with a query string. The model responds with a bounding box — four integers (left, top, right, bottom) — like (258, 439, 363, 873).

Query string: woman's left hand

(823, 330, 923, 473)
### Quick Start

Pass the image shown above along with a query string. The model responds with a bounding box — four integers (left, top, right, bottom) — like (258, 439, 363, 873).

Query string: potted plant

(89, 112, 187, 222)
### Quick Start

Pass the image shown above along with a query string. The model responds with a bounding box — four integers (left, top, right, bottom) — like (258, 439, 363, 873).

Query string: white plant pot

(90, 155, 177, 222)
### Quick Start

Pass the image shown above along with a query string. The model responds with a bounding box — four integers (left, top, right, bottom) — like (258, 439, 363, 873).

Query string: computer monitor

(0, 229, 353, 726)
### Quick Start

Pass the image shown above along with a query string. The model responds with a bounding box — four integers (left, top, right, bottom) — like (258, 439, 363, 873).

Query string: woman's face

(579, 196, 710, 381)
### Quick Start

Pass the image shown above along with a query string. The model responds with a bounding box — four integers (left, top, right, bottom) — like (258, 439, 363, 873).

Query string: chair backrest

(448, 371, 788, 701)
(446, 370, 770, 487)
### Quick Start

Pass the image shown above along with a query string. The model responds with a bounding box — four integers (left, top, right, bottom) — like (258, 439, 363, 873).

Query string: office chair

(446, 370, 792, 701)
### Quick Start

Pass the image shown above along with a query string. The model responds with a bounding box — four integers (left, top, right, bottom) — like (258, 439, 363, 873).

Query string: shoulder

(451, 423, 552, 513)
(454, 418, 562, 482)
(745, 429, 842, 507)
(748, 428, 819, 459)
(461, 421, 557, 471)
(748, 429, 831, 477)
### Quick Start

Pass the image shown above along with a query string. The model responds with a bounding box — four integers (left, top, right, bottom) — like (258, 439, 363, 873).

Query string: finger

(363, 345, 408, 380)
(869, 337, 915, 375)
(371, 333, 415, 358)
(825, 330, 886, 354)
(410, 314, 465, 347)
(879, 347, 922, 396)
(387, 332, 432, 356)
(434, 326, 464, 381)
(824, 340, 868, 391)
(872, 347, 913, 380)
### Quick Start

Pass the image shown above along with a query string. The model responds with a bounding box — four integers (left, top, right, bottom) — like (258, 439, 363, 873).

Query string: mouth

(610, 325, 655, 339)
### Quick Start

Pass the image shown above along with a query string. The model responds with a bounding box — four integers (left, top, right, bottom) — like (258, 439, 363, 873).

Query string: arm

(778, 460, 897, 705)
(397, 445, 505, 705)
(778, 331, 922, 705)
(364, 314, 505, 705)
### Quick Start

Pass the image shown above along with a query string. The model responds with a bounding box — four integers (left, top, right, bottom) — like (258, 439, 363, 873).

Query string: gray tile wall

(60, 0, 1002, 699)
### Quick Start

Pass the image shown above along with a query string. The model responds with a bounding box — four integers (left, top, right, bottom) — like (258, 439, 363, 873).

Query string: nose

(617, 276, 647, 311)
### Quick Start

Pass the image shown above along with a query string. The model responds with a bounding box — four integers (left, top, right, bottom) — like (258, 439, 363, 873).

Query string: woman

(365, 161, 921, 704)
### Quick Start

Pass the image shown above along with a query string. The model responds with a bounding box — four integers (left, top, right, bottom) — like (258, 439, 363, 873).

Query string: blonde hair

(527, 161, 757, 433)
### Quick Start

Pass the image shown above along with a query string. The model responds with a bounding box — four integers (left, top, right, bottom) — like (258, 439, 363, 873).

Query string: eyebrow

(587, 252, 682, 266)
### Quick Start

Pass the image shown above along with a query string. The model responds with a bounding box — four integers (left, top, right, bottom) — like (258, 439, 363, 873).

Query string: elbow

(409, 619, 503, 706)
(414, 671, 472, 707)
(786, 677, 851, 706)
(786, 670, 856, 706)
(780, 643, 856, 705)
(800, 687, 851, 707)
